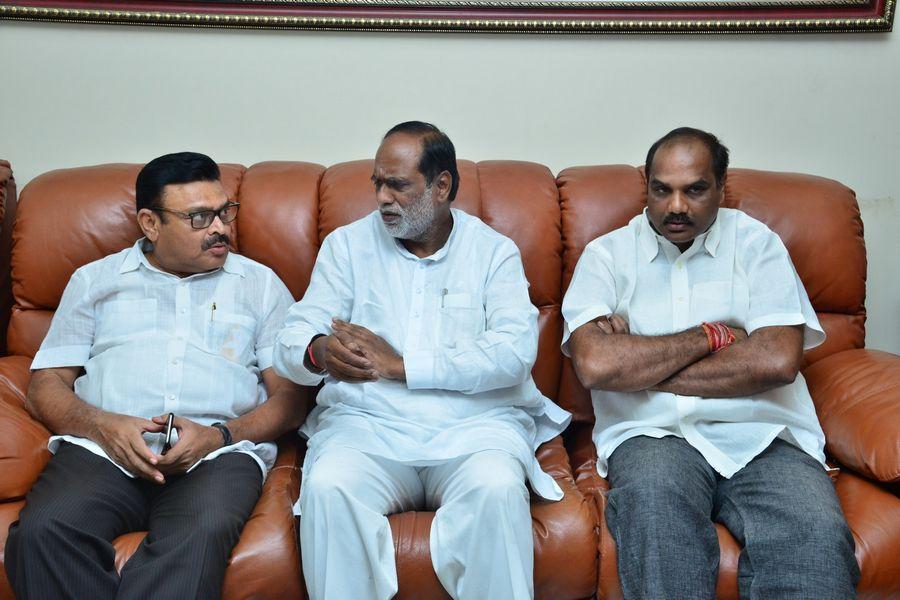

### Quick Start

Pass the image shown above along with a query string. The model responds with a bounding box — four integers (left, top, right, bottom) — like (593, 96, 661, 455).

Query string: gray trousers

(605, 436, 860, 600)
(5, 442, 262, 600)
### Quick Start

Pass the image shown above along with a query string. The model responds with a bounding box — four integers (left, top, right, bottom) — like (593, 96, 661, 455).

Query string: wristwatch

(211, 422, 233, 447)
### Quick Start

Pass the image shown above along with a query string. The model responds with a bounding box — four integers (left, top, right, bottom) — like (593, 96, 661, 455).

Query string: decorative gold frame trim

(0, 0, 894, 32)
(224, 0, 870, 8)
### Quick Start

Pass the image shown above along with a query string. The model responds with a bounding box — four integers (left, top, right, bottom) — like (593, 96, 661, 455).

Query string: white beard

(381, 186, 436, 241)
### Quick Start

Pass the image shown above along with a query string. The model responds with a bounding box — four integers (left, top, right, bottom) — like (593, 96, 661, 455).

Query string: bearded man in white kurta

(273, 121, 570, 600)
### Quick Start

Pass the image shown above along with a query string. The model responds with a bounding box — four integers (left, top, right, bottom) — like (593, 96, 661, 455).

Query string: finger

(330, 337, 372, 369)
(126, 439, 164, 483)
(610, 314, 629, 334)
(329, 354, 377, 381)
(595, 318, 613, 334)
(331, 329, 367, 356)
(333, 319, 374, 339)
(156, 444, 189, 470)
(140, 418, 166, 433)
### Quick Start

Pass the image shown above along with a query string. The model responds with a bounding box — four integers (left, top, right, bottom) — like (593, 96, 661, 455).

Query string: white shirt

(274, 209, 571, 511)
(32, 239, 295, 478)
(561, 208, 828, 479)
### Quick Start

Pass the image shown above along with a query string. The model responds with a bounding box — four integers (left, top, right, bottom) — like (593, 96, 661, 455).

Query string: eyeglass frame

(149, 201, 241, 230)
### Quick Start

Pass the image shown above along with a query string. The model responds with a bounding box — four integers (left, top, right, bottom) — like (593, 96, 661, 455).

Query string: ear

(715, 175, 727, 205)
(137, 208, 161, 242)
(434, 170, 453, 204)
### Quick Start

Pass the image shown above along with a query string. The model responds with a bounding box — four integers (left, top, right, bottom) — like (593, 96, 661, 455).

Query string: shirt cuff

(273, 330, 325, 387)
(31, 345, 91, 370)
(404, 350, 436, 389)
(256, 345, 274, 371)
(746, 313, 826, 350)
(561, 304, 613, 357)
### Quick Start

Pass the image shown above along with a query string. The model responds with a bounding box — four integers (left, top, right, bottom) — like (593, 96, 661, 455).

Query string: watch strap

(211, 422, 233, 447)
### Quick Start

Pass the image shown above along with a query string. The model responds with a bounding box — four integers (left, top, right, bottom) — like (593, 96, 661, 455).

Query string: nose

(375, 185, 394, 209)
(668, 191, 688, 215)
(207, 212, 229, 235)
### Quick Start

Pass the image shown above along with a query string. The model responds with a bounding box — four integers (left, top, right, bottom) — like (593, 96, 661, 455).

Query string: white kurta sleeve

(31, 268, 95, 370)
(560, 240, 617, 357)
(742, 227, 825, 351)
(404, 240, 538, 395)
(274, 233, 354, 386)
(256, 271, 296, 372)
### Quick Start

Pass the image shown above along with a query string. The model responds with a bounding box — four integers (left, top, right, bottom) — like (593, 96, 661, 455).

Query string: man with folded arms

(563, 128, 859, 598)
(5, 152, 304, 599)
(274, 121, 570, 600)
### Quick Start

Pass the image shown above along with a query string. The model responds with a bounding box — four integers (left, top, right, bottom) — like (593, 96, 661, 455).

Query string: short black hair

(383, 121, 460, 202)
(135, 152, 220, 213)
(645, 127, 730, 188)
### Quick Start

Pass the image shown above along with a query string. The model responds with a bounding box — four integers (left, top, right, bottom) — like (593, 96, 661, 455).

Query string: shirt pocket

(205, 312, 256, 364)
(95, 299, 157, 345)
(438, 292, 484, 348)
(691, 281, 741, 325)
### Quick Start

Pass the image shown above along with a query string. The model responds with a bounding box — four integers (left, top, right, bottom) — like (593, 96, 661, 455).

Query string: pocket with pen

(204, 311, 256, 364)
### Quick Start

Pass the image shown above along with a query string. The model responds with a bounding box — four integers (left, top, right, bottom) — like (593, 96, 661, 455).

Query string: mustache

(202, 233, 231, 251)
(663, 214, 694, 226)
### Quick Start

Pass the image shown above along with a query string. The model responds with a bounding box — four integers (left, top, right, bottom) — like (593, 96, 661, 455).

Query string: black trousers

(5, 442, 263, 600)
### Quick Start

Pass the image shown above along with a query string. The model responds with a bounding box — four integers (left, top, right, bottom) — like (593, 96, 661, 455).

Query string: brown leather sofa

(0, 159, 896, 600)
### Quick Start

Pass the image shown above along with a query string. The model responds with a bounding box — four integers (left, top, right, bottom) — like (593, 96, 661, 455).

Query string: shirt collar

(639, 209, 721, 262)
(119, 238, 245, 277)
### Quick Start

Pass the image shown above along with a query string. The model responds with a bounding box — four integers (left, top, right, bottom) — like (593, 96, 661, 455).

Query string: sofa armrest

(804, 349, 900, 484)
(0, 356, 51, 502)
(222, 434, 305, 600)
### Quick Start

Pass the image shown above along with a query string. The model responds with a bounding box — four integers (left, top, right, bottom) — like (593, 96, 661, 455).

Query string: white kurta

(561, 208, 828, 479)
(31, 239, 295, 477)
(274, 208, 571, 511)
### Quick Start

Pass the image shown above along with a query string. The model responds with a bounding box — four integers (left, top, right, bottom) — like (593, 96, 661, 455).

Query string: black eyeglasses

(151, 202, 240, 230)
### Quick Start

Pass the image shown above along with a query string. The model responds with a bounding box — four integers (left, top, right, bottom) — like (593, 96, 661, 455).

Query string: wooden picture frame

(0, 0, 893, 33)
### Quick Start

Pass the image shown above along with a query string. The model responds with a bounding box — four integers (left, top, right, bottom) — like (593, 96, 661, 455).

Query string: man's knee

(302, 461, 367, 506)
(453, 452, 528, 506)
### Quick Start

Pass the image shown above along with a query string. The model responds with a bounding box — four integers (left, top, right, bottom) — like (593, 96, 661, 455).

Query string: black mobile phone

(161, 412, 174, 455)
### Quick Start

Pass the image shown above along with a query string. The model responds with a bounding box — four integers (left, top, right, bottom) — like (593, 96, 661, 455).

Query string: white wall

(2, 22, 898, 352)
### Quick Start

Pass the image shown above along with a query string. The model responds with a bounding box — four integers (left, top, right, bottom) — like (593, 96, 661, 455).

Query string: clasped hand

(312, 318, 404, 383)
(93, 413, 222, 484)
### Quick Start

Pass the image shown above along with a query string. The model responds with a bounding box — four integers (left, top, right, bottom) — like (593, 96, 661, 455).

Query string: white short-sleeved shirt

(32, 239, 295, 478)
(274, 209, 571, 513)
(561, 208, 828, 479)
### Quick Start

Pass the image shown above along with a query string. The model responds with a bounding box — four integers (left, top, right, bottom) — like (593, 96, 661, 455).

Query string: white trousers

(299, 447, 534, 600)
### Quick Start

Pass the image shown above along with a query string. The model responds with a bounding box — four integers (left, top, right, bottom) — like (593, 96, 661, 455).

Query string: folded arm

(568, 315, 712, 392)
(653, 325, 803, 397)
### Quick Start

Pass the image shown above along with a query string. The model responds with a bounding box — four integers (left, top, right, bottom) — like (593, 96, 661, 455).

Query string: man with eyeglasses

(5, 152, 305, 599)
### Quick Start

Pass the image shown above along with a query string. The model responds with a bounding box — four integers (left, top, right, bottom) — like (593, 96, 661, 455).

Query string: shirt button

(180, 308, 187, 314)
(413, 311, 420, 317)
(418, 264, 425, 270)
(677, 297, 685, 302)
(416, 289, 422, 294)
(166, 394, 174, 401)
(172, 358, 179, 365)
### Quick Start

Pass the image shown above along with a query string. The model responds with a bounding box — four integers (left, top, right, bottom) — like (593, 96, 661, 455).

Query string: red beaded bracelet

(307, 340, 323, 370)
(702, 321, 736, 353)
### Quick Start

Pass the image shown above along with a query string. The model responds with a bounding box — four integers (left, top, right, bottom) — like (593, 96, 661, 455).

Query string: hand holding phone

(161, 412, 175, 455)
